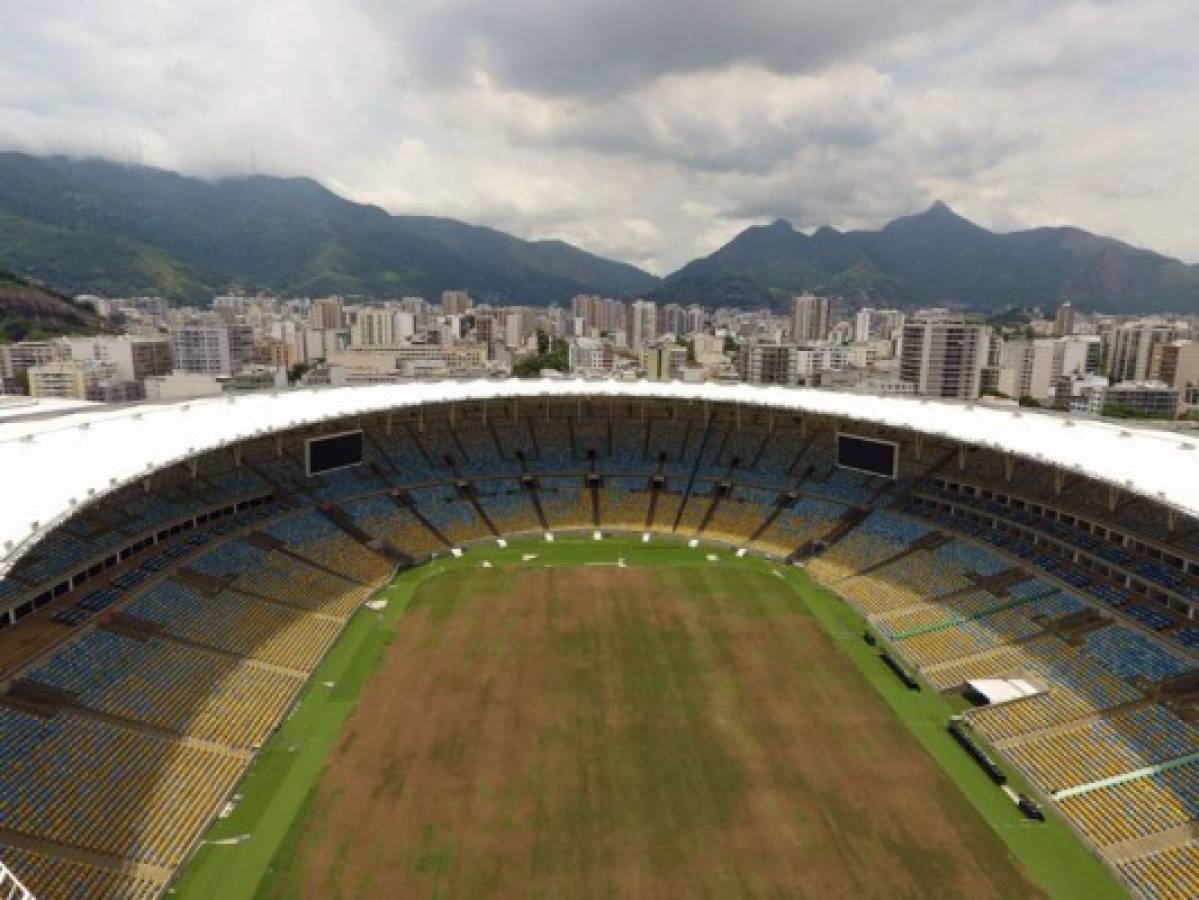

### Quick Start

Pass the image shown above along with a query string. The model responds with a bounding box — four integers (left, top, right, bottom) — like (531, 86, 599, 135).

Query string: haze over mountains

(1, 151, 1197, 314)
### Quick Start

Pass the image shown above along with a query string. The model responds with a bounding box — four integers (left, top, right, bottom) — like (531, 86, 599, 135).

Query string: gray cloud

(363, 0, 966, 97)
(0, 0, 1197, 274)
(497, 66, 900, 175)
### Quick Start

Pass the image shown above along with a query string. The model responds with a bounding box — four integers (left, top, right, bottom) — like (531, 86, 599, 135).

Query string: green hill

(0, 153, 658, 305)
(0, 270, 110, 343)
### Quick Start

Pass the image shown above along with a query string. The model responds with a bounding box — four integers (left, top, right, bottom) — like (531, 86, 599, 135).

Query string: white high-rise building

(662, 304, 686, 338)
(570, 338, 614, 372)
(27, 359, 119, 400)
(791, 294, 830, 343)
(308, 297, 344, 330)
(1052, 335, 1102, 380)
(171, 324, 255, 376)
(629, 300, 657, 348)
(737, 343, 800, 386)
(853, 308, 904, 343)
(1053, 302, 1075, 337)
(350, 309, 415, 349)
(899, 316, 991, 400)
(441, 290, 472, 316)
(1108, 322, 1177, 384)
(504, 312, 528, 349)
(63, 335, 173, 382)
(1149, 341, 1199, 413)
(995, 339, 1056, 401)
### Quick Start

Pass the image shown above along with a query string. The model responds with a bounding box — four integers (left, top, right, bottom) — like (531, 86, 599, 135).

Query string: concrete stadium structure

(0, 380, 1196, 898)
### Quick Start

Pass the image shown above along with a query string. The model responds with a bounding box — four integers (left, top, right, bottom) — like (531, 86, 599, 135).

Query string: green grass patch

(170, 538, 1126, 900)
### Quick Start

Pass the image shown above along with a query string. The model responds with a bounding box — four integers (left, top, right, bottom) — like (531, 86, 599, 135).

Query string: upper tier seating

(604, 423, 649, 474)
(366, 428, 439, 485)
(455, 427, 517, 477)
(126, 580, 341, 671)
(475, 481, 541, 534)
(806, 512, 930, 583)
(1082, 625, 1196, 684)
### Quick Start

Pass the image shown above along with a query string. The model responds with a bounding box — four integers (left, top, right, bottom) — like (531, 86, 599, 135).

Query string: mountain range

(656, 203, 1199, 313)
(1, 151, 1196, 314)
(0, 152, 655, 305)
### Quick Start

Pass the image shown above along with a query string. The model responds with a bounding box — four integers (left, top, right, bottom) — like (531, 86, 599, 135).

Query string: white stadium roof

(1, 378, 1197, 578)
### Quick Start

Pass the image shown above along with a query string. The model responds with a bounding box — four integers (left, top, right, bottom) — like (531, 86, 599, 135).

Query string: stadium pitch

(171, 539, 1125, 899)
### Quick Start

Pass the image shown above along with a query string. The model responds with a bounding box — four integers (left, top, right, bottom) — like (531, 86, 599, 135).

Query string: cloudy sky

(2, 0, 1197, 273)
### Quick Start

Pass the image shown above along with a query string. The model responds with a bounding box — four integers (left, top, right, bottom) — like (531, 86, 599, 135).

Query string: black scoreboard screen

(836, 433, 898, 479)
(306, 430, 364, 476)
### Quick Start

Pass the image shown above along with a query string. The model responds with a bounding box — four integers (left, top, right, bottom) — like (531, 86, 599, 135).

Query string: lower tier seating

(27, 629, 303, 749)
(1057, 760, 1199, 848)
(342, 496, 446, 559)
(1002, 705, 1199, 793)
(1119, 838, 1199, 900)
(537, 478, 591, 530)
(648, 491, 685, 533)
(266, 512, 391, 581)
(750, 497, 844, 556)
(476, 482, 541, 534)
(673, 489, 710, 535)
(408, 487, 491, 545)
(0, 708, 242, 868)
(701, 486, 774, 544)
(0, 844, 160, 900)
(807, 512, 929, 582)
(233, 551, 373, 618)
(601, 478, 652, 530)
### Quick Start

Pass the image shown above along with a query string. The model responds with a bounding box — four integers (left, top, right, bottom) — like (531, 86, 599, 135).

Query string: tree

(1100, 403, 1170, 420)
(512, 331, 569, 378)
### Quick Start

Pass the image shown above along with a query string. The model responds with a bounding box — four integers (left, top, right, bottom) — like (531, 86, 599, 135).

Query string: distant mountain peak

(656, 199, 1199, 313)
(883, 199, 982, 236)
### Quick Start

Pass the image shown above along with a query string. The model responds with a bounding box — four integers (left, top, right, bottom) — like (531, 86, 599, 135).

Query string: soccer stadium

(0, 380, 1196, 899)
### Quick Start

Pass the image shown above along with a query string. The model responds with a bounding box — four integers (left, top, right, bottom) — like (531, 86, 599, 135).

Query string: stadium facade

(0, 380, 1196, 898)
